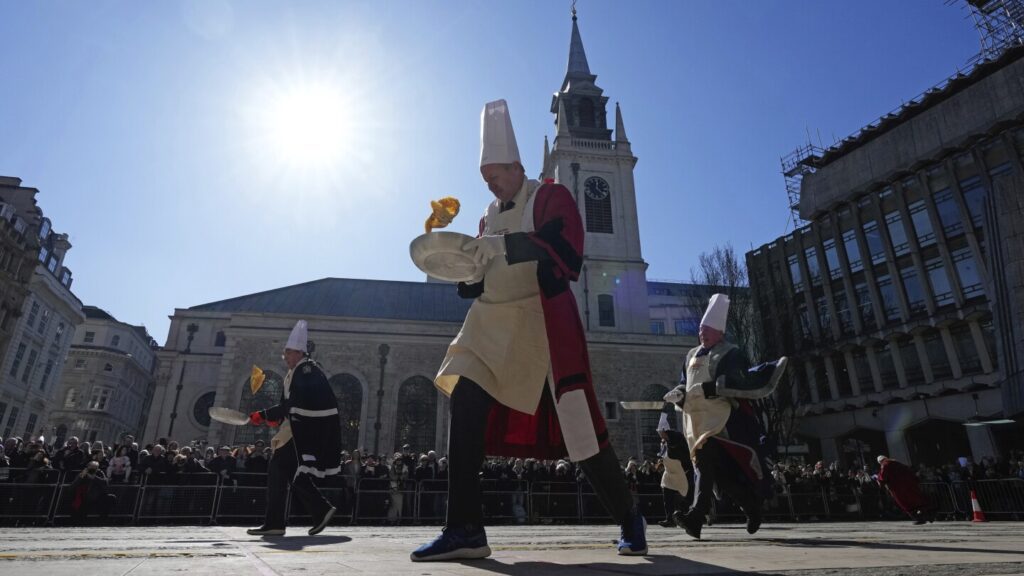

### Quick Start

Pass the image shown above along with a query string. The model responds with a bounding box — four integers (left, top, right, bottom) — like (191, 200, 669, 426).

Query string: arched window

(394, 376, 437, 453)
(235, 370, 284, 446)
(639, 384, 669, 458)
(214, 331, 226, 347)
(578, 98, 596, 128)
(329, 373, 363, 451)
(193, 391, 217, 427)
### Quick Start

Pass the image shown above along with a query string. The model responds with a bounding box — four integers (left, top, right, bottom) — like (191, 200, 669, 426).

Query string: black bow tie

(500, 200, 516, 213)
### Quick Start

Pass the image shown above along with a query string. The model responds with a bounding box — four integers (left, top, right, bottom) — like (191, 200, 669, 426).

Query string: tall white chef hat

(285, 320, 308, 352)
(700, 293, 730, 332)
(480, 99, 521, 167)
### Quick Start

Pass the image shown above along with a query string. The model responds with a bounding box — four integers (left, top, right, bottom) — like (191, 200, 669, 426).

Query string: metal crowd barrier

(1, 469, 1021, 526)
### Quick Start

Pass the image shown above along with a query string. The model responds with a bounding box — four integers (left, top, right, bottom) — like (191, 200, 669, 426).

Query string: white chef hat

(877, 455, 888, 464)
(285, 320, 308, 352)
(480, 99, 521, 167)
(657, 412, 671, 432)
(700, 293, 730, 332)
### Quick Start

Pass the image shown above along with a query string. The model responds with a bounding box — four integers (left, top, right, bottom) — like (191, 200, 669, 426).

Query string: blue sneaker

(410, 526, 491, 562)
(617, 513, 648, 556)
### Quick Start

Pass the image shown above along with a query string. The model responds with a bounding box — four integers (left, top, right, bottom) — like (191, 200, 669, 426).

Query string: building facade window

(932, 189, 963, 236)
(9, 343, 26, 377)
(649, 321, 665, 334)
(603, 401, 619, 422)
(980, 319, 998, 370)
(823, 239, 841, 280)
(885, 211, 910, 256)
(74, 358, 87, 370)
(907, 200, 935, 247)
(900, 267, 926, 313)
(805, 247, 822, 286)
(23, 413, 37, 440)
(797, 304, 812, 340)
(37, 310, 50, 335)
(26, 302, 39, 328)
(111, 335, 120, 347)
(898, 337, 924, 386)
(597, 294, 615, 327)
(639, 384, 669, 456)
(88, 388, 112, 411)
(53, 322, 65, 347)
(876, 342, 899, 390)
(237, 370, 284, 446)
(876, 275, 900, 321)
(816, 296, 831, 335)
(103, 363, 113, 372)
(65, 388, 79, 408)
(214, 331, 226, 347)
(924, 330, 952, 380)
(394, 376, 437, 453)
(863, 220, 886, 265)
(854, 282, 875, 330)
(788, 254, 803, 292)
(925, 257, 954, 306)
(2, 406, 19, 438)
(951, 325, 982, 375)
(951, 248, 984, 299)
(835, 290, 853, 334)
(329, 374, 363, 452)
(84, 331, 95, 344)
(960, 177, 986, 228)
(843, 230, 862, 272)
(852, 349, 873, 390)
(674, 318, 699, 336)
(21, 349, 39, 383)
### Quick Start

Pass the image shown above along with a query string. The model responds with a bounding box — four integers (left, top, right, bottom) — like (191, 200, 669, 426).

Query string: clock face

(584, 176, 610, 200)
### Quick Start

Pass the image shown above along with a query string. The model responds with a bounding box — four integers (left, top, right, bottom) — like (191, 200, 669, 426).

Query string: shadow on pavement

(469, 554, 775, 575)
(759, 538, 1024, 556)
(257, 535, 352, 550)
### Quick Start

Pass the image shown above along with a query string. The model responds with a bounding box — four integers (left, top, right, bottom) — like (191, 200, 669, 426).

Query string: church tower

(544, 8, 650, 333)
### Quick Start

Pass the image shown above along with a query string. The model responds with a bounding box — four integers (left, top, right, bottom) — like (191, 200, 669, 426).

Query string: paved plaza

(0, 521, 1022, 575)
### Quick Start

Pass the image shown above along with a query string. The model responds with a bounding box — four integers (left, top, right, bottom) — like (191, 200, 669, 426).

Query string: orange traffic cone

(970, 490, 987, 522)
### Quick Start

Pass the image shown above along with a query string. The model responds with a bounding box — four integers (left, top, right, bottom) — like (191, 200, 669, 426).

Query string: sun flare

(259, 82, 352, 169)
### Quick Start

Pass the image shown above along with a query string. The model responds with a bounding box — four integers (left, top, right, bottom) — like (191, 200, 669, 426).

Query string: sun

(258, 82, 353, 169)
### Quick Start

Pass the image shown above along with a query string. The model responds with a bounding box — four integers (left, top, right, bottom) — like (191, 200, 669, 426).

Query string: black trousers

(265, 440, 332, 528)
(687, 439, 758, 519)
(446, 377, 634, 530)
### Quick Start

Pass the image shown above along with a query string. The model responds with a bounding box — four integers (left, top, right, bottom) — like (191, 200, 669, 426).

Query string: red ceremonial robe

(462, 182, 609, 461)
(878, 459, 929, 516)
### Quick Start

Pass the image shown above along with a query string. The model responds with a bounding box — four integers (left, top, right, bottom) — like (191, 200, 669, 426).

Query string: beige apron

(436, 180, 551, 415)
(661, 456, 689, 495)
(682, 351, 732, 458)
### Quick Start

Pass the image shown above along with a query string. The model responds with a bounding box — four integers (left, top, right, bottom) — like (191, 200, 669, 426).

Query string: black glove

(700, 380, 718, 399)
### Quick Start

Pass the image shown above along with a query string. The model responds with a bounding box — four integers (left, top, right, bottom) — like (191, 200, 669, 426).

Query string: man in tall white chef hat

(662, 294, 788, 540)
(411, 99, 647, 561)
(246, 320, 342, 537)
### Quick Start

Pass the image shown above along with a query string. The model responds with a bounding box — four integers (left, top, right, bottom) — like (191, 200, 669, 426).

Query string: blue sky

(0, 1, 981, 343)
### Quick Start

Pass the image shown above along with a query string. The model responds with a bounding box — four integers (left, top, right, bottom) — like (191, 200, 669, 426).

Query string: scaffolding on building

(959, 0, 1024, 64)
(780, 143, 823, 230)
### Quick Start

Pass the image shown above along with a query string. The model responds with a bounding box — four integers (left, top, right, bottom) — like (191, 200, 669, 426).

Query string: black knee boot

(579, 445, 635, 526)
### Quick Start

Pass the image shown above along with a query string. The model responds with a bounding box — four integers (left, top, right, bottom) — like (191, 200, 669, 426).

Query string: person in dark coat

(247, 320, 341, 537)
(69, 462, 116, 524)
(877, 455, 933, 524)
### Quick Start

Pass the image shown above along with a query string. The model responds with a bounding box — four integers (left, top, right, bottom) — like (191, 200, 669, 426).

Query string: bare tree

(689, 243, 760, 359)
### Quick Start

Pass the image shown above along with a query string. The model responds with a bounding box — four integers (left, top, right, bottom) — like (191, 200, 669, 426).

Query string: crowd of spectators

(3, 432, 1022, 492)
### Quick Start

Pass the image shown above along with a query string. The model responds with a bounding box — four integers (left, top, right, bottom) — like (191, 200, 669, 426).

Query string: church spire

(566, 5, 591, 79)
(615, 102, 629, 143)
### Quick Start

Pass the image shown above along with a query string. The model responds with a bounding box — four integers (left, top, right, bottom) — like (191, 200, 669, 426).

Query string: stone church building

(143, 14, 705, 461)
